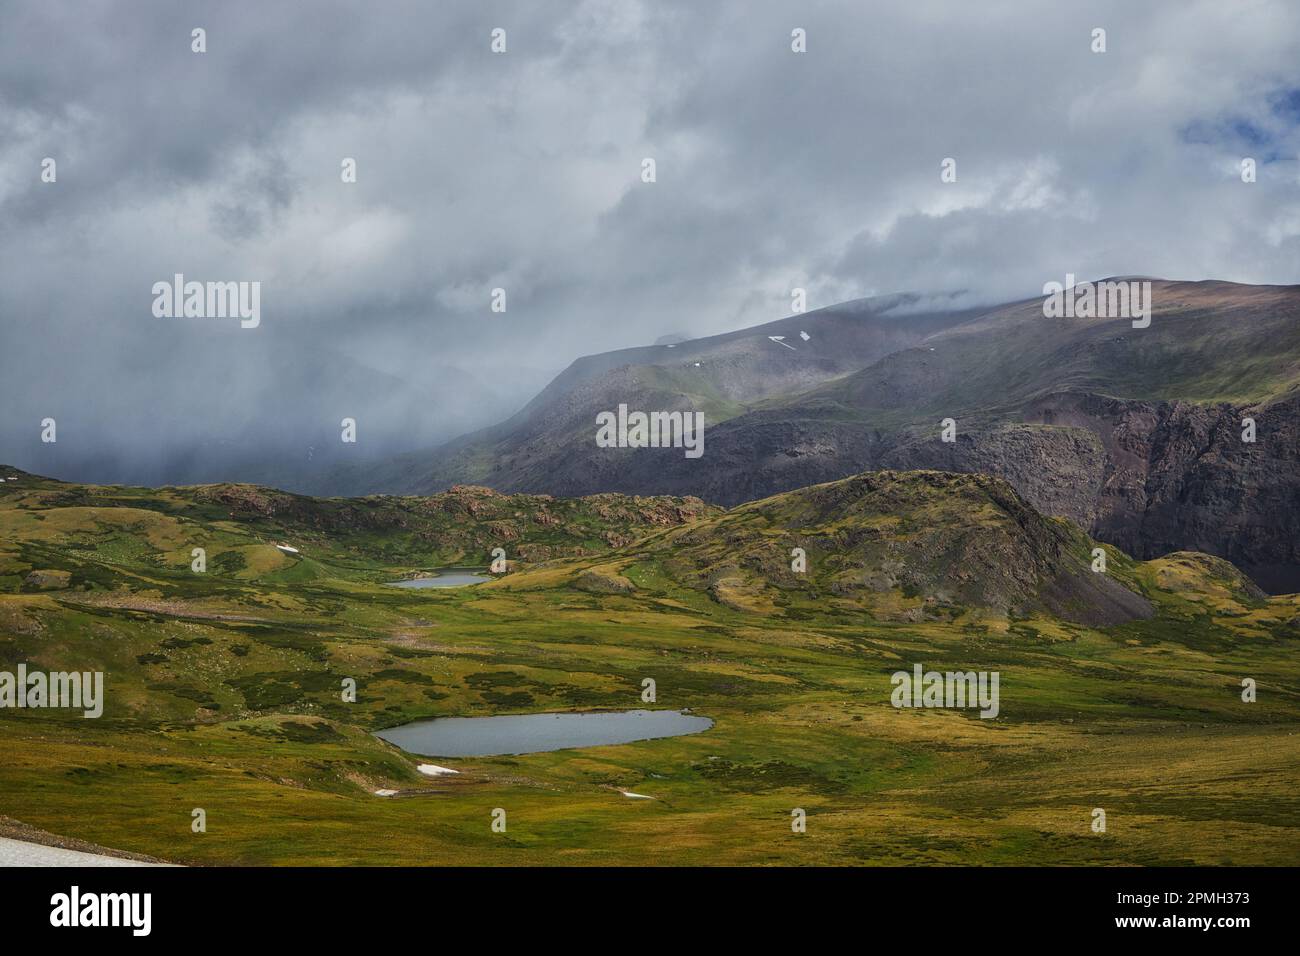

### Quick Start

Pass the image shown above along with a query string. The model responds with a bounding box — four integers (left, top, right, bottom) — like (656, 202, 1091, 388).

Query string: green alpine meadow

(2, 465, 1296, 865)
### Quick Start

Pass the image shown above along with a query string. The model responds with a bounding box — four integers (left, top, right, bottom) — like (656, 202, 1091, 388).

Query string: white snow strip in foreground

(0, 837, 167, 867)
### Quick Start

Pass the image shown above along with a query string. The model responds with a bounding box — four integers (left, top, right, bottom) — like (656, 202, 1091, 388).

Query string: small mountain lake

(374, 709, 713, 757)
(386, 570, 488, 589)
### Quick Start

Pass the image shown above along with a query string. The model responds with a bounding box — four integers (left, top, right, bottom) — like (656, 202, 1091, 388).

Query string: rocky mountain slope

(370, 280, 1300, 592)
(347, 292, 980, 494)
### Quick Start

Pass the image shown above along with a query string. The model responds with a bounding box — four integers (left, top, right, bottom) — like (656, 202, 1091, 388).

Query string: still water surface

(375, 709, 713, 757)
(386, 570, 488, 589)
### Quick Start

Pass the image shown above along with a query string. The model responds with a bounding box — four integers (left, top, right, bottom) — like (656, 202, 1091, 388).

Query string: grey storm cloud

(1, 0, 1299, 486)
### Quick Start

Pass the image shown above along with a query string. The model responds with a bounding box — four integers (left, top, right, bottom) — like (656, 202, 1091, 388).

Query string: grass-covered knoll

(511, 470, 1155, 627)
(0, 466, 1297, 865)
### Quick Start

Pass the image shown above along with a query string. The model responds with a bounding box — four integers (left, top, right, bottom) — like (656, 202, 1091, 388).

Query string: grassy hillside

(807, 280, 1300, 424)
(0, 468, 716, 589)
(0, 467, 1297, 865)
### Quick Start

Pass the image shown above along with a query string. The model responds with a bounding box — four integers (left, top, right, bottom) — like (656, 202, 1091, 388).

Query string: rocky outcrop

(866, 391, 1300, 593)
(609, 470, 1154, 625)
(1017, 392, 1300, 592)
(575, 568, 637, 594)
(22, 569, 72, 591)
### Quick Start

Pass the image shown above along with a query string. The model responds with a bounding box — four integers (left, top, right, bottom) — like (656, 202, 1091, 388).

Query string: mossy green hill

(0, 466, 716, 592)
(602, 470, 1156, 626)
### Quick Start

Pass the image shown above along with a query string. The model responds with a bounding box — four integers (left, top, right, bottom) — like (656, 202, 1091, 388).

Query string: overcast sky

(2, 0, 1299, 478)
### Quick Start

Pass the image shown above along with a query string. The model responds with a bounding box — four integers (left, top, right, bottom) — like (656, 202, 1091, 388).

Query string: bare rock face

(711, 391, 1300, 593)
(877, 422, 1109, 533)
(1014, 392, 1300, 593)
(23, 569, 72, 590)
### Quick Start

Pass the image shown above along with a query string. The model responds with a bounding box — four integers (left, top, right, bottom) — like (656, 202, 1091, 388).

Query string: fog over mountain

(2, 0, 1299, 486)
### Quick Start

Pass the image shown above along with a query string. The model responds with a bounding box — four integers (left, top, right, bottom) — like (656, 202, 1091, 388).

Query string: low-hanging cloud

(1, 0, 1298, 487)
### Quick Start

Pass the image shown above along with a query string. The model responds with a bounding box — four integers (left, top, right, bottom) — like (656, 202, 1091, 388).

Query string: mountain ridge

(358, 278, 1300, 591)
(0, 464, 1188, 625)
